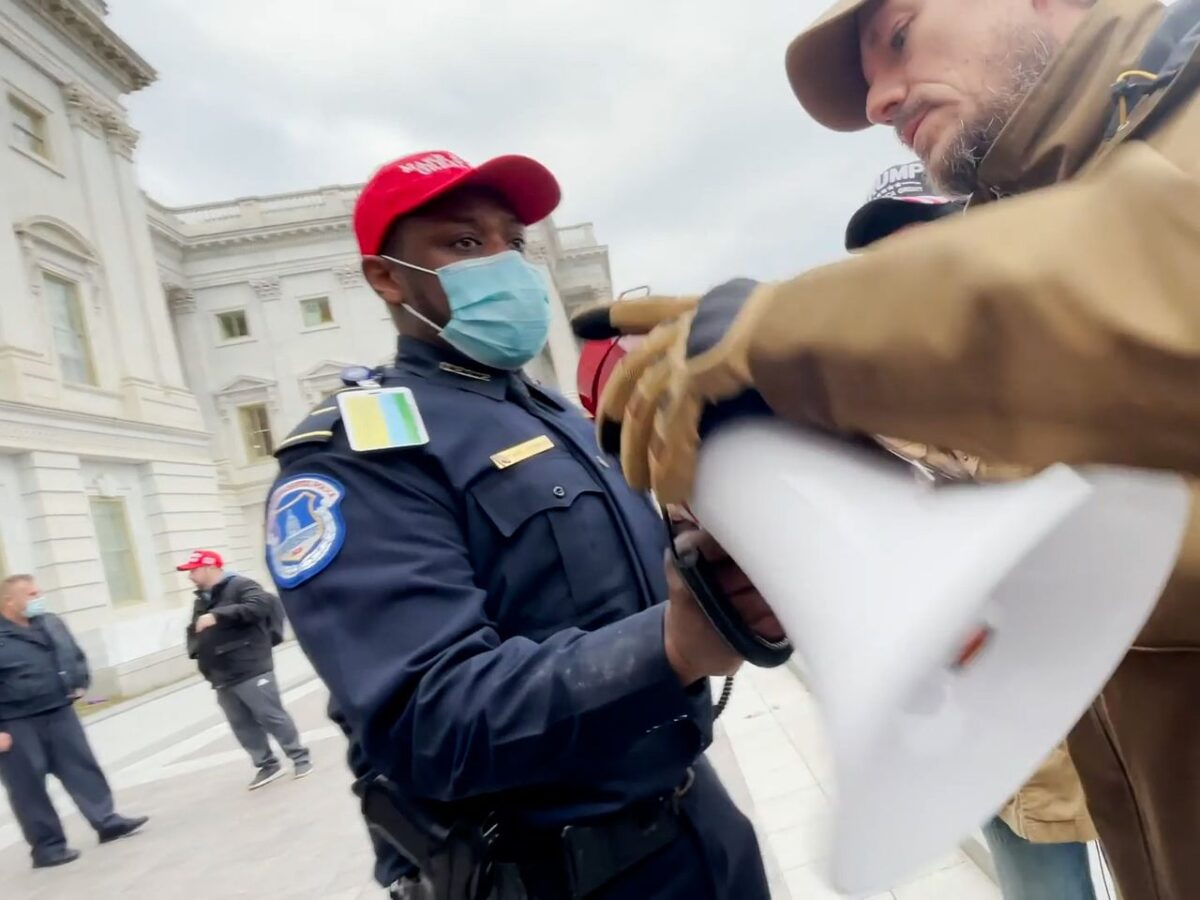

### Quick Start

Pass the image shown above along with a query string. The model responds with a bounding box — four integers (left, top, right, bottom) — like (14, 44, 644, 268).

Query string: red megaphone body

(576, 335, 641, 418)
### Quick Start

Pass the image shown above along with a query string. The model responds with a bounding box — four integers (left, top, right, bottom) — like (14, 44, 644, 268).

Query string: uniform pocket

(471, 455, 601, 537)
(469, 453, 632, 637)
(214, 638, 252, 656)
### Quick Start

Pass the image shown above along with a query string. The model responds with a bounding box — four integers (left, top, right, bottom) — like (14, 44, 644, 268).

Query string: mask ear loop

(379, 256, 445, 333)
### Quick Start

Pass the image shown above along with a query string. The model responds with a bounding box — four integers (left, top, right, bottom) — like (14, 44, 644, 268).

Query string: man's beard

(927, 27, 1058, 196)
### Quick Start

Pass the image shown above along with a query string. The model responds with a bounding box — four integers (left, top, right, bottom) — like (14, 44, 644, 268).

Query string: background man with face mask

(264, 150, 778, 899)
(578, 0, 1200, 896)
(0, 574, 147, 869)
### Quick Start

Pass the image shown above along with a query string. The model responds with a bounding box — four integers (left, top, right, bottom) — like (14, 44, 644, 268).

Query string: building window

(9, 95, 49, 159)
(43, 272, 96, 386)
(217, 310, 250, 341)
(239, 403, 274, 460)
(300, 296, 334, 328)
(89, 497, 144, 607)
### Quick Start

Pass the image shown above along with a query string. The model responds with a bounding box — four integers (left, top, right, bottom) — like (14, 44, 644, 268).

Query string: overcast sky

(107, 0, 904, 295)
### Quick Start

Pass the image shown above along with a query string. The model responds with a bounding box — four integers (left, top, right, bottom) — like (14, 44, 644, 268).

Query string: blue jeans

(983, 816, 1097, 900)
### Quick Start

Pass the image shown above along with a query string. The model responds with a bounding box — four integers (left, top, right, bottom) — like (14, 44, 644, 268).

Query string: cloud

(108, 0, 904, 293)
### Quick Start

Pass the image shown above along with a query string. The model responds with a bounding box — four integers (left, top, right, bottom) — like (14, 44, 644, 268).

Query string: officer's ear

(362, 256, 406, 307)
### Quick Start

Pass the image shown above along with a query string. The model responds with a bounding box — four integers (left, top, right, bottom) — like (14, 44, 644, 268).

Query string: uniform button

(552, 486, 567, 499)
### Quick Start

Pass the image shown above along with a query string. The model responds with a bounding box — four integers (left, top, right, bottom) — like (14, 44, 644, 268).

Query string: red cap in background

(177, 550, 223, 571)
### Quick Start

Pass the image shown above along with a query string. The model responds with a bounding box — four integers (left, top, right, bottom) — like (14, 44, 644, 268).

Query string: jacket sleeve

(50, 616, 90, 693)
(213, 578, 272, 625)
(745, 142, 1200, 475)
(274, 449, 707, 804)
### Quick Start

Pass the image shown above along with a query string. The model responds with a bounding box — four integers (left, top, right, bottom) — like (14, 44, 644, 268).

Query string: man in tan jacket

(575, 0, 1200, 895)
(847, 164, 1101, 899)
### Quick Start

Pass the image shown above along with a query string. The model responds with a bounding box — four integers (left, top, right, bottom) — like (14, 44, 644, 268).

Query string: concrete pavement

(0, 647, 1003, 899)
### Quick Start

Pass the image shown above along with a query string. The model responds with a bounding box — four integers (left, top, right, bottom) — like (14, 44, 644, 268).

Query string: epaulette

(273, 387, 357, 456)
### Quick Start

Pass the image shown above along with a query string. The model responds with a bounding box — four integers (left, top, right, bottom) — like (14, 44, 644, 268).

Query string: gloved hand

(570, 279, 771, 502)
(571, 281, 1027, 502)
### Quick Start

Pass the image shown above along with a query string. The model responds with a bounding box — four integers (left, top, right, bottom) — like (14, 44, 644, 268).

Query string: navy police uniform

(267, 336, 768, 899)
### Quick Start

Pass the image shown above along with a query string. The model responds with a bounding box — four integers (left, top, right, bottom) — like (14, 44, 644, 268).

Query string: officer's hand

(0, 732, 11, 753)
(662, 530, 784, 686)
(194, 612, 217, 633)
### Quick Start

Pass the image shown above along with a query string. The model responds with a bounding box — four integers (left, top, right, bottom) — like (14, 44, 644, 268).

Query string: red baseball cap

(353, 150, 562, 256)
(177, 550, 223, 571)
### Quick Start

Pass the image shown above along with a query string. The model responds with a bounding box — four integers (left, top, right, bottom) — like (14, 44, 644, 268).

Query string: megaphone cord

(713, 676, 734, 720)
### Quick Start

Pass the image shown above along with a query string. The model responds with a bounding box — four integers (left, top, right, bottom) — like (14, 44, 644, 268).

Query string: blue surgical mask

(383, 250, 551, 370)
(25, 598, 47, 618)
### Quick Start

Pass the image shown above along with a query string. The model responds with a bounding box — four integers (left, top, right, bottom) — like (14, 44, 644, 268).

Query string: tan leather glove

(572, 283, 1029, 501)
(571, 280, 775, 502)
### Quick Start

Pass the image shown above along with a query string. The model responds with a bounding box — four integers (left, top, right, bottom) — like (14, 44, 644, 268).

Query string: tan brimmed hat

(785, 0, 874, 131)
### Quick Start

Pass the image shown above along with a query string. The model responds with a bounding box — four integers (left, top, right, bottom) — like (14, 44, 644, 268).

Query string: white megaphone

(688, 419, 1190, 894)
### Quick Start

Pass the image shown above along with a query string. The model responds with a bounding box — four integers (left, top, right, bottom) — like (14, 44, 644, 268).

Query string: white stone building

(0, 1, 614, 696)
(0, 0, 230, 696)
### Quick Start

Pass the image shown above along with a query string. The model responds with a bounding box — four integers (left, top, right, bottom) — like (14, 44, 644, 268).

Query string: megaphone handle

(672, 547, 794, 669)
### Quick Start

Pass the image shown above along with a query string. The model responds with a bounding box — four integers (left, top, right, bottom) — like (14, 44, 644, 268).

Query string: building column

(218, 477, 271, 588)
(539, 266, 583, 403)
(17, 451, 107, 618)
(139, 460, 228, 607)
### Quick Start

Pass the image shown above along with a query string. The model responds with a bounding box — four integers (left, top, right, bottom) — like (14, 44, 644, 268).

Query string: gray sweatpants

(215, 672, 310, 770)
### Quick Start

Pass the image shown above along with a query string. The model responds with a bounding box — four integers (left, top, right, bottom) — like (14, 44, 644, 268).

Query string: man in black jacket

(180, 549, 311, 789)
(0, 574, 147, 868)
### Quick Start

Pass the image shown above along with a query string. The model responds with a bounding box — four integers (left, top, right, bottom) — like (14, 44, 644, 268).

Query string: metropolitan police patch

(265, 474, 346, 588)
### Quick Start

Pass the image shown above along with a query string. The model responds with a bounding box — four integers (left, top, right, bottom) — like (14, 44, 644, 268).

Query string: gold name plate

(491, 435, 554, 469)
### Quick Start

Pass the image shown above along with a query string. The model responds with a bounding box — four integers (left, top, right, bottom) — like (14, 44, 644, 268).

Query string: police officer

(266, 150, 775, 899)
(327, 698, 423, 899)
(0, 574, 148, 868)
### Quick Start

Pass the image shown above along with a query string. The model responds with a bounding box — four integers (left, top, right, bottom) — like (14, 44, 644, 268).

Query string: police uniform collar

(392, 335, 511, 400)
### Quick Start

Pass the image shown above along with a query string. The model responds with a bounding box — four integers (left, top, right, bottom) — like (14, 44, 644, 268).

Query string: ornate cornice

(0, 399, 212, 461)
(249, 277, 281, 301)
(103, 117, 138, 158)
(299, 360, 354, 404)
(211, 376, 280, 420)
(26, 0, 156, 93)
(61, 83, 103, 134)
(562, 246, 609, 261)
(193, 220, 352, 250)
(163, 283, 195, 315)
(146, 216, 352, 252)
(333, 264, 364, 289)
(61, 82, 140, 156)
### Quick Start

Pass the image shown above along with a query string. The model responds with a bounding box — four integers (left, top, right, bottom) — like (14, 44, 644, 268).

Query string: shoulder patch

(265, 474, 346, 588)
(337, 387, 429, 453)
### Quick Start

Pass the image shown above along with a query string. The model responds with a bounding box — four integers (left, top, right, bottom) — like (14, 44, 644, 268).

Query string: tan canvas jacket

(738, 1, 1200, 895)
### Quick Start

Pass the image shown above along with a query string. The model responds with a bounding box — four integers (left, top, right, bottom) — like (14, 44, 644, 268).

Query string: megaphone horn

(687, 418, 1189, 893)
